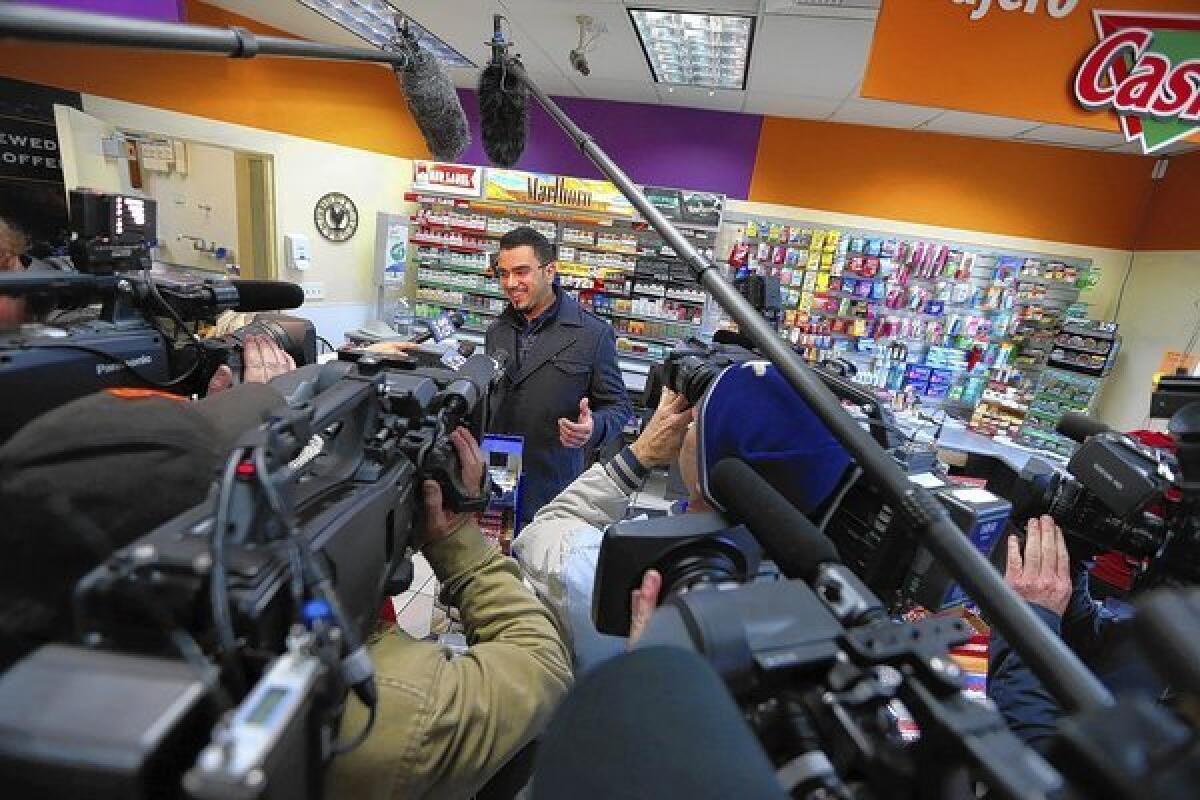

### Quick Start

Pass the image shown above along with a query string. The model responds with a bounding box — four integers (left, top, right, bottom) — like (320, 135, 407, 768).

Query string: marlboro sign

(1074, 11, 1200, 154)
(412, 161, 483, 198)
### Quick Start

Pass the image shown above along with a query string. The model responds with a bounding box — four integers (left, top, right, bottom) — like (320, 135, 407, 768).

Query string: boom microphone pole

(479, 17, 1112, 716)
(0, 0, 1113, 717)
(0, 4, 469, 160)
(0, 4, 412, 66)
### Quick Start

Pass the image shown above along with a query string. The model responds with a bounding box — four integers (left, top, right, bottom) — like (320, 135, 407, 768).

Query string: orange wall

(3, 1, 1191, 252)
(1140, 150, 1200, 251)
(0, 0, 430, 159)
(748, 116, 1158, 250)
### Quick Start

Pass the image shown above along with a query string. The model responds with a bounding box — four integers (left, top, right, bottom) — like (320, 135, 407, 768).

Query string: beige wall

(1094, 250, 1200, 431)
(81, 96, 411, 310)
(134, 140, 240, 273)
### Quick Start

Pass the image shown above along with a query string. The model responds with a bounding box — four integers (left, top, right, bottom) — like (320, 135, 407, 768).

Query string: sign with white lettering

(861, 1, 1200, 151)
(412, 161, 484, 198)
(0, 118, 63, 182)
(0, 76, 82, 249)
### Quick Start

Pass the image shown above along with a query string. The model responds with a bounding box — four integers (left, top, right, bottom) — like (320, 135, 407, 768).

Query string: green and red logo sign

(1074, 10, 1200, 154)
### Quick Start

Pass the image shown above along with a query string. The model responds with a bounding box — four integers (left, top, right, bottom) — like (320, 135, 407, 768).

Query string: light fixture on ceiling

(629, 8, 755, 91)
(296, 0, 474, 67)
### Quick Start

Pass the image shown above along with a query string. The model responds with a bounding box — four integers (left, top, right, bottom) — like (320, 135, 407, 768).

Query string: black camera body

(0, 191, 313, 442)
(962, 419, 1199, 586)
(0, 347, 505, 799)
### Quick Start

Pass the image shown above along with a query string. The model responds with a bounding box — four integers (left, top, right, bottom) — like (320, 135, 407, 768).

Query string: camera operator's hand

(628, 569, 662, 647)
(629, 388, 693, 468)
(0, 250, 24, 332)
(1005, 515, 1072, 617)
(206, 334, 296, 394)
(420, 427, 486, 546)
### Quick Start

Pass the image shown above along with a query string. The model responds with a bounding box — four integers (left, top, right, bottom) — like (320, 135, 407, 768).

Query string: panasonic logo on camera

(96, 355, 154, 376)
(1092, 463, 1123, 491)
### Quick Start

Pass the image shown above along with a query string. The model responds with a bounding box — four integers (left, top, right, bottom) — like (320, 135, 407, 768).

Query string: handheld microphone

(228, 279, 305, 312)
(709, 457, 838, 582)
(478, 14, 528, 167)
(409, 310, 465, 344)
(1056, 412, 1112, 443)
(390, 19, 470, 161)
(440, 351, 508, 420)
(710, 458, 884, 625)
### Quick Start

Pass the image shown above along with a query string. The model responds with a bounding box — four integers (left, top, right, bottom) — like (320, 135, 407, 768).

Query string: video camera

(0, 190, 314, 441)
(592, 342, 1200, 799)
(957, 407, 1200, 588)
(0, 344, 506, 799)
(624, 340, 995, 618)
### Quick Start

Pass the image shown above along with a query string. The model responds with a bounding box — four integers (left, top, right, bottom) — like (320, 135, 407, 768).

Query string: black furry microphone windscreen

(478, 61, 528, 168)
(395, 33, 470, 162)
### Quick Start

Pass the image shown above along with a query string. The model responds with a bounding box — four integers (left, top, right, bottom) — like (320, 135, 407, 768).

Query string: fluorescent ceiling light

(629, 8, 755, 91)
(298, 0, 474, 67)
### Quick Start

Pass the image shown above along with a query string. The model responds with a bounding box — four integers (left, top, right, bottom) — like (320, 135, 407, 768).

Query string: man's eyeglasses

(492, 262, 548, 282)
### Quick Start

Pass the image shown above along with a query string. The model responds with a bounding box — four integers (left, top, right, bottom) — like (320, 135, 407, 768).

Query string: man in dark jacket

(987, 515, 1162, 750)
(485, 226, 632, 527)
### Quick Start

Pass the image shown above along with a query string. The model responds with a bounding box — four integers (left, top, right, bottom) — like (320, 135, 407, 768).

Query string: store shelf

(1053, 343, 1112, 356)
(632, 289, 704, 305)
(415, 300, 503, 318)
(615, 350, 666, 364)
(417, 280, 507, 300)
(414, 260, 489, 276)
(561, 240, 642, 257)
(594, 309, 700, 328)
(410, 237, 492, 254)
(979, 393, 1030, 414)
(411, 218, 498, 238)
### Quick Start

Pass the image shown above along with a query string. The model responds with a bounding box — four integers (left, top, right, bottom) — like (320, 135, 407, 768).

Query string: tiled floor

(390, 552, 439, 639)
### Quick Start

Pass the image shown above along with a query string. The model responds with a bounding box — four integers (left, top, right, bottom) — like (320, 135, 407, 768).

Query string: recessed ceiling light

(629, 8, 754, 91)
(297, 0, 474, 67)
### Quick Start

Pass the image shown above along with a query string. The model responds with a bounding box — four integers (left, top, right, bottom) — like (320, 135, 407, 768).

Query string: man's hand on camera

(628, 569, 662, 647)
(629, 388, 693, 468)
(0, 254, 25, 332)
(1005, 515, 1072, 617)
(207, 334, 296, 394)
(420, 427, 486, 546)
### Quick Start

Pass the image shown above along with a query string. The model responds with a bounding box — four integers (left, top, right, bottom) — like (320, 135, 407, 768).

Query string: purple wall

(457, 89, 762, 200)
(24, 0, 184, 22)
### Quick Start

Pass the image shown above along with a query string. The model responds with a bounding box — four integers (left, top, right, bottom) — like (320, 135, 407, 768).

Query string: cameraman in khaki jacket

(329, 427, 572, 800)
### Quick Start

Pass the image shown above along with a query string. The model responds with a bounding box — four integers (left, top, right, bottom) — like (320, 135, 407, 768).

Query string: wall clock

(314, 192, 359, 242)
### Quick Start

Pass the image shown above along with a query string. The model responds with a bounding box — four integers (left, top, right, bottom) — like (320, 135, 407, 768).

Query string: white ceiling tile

(575, 78, 661, 103)
(747, 16, 875, 98)
(626, 0, 762, 12)
(741, 91, 841, 119)
(831, 99, 941, 129)
(654, 85, 746, 113)
(1016, 124, 1127, 149)
(920, 111, 1039, 139)
(522, 72, 586, 97)
(500, 1, 652, 82)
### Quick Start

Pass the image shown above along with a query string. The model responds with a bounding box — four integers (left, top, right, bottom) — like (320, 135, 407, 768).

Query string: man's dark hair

(498, 226, 555, 266)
